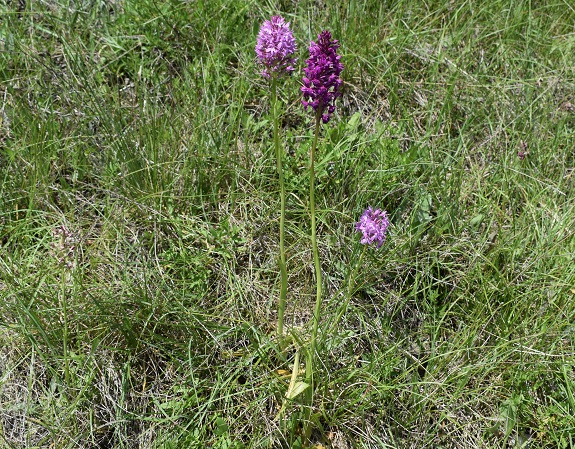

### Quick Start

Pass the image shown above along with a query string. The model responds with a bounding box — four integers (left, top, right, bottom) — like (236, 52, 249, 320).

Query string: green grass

(1, 0, 575, 447)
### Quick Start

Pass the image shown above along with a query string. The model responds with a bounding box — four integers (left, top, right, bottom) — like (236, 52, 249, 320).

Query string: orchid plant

(300, 30, 344, 388)
(255, 16, 297, 344)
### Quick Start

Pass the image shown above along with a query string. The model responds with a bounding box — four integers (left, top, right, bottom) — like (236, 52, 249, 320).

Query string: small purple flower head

(355, 207, 390, 248)
(255, 15, 297, 78)
(301, 30, 344, 123)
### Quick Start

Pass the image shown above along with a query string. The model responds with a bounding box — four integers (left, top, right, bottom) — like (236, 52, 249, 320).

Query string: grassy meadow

(1, 0, 575, 447)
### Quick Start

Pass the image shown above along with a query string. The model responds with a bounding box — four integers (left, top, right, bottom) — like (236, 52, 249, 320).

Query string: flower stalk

(306, 109, 323, 383)
(329, 245, 367, 334)
(271, 78, 289, 343)
(331, 207, 389, 332)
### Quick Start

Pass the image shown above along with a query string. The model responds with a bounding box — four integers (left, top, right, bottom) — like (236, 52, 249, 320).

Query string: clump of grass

(1, 0, 575, 447)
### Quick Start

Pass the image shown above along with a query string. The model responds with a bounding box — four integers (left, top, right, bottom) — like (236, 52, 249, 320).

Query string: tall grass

(1, 0, 574, 447)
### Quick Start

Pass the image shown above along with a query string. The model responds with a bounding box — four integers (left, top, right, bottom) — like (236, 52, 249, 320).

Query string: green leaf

(214, 416, 228, 436)
(500, 394, 523, 439)
(469, 214, 484, 229)
(345, 112, 362, 133)
(286, 380, 310, 400)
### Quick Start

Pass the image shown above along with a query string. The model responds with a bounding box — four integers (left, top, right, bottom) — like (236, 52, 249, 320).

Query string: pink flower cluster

(301, 31, 344, 123)
(355, 207, 390, 248)
(255, 16, 297, 78)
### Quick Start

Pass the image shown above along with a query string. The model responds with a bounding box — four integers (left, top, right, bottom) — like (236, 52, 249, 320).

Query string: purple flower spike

(255, 15, 297, 78)
(355, 207, 390, 248)
(301, 30, 344, 123)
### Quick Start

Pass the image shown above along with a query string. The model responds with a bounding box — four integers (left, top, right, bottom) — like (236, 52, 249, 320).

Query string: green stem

(329, 245, 367, 334)
(272, 78, 288, 344)
(307, 111, 323, 383)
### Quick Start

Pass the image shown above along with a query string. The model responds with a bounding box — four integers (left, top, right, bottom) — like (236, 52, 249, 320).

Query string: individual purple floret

(301, 30, 344, 123)
(355, 207, 390, 248)
(255, 15, 297, 78)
